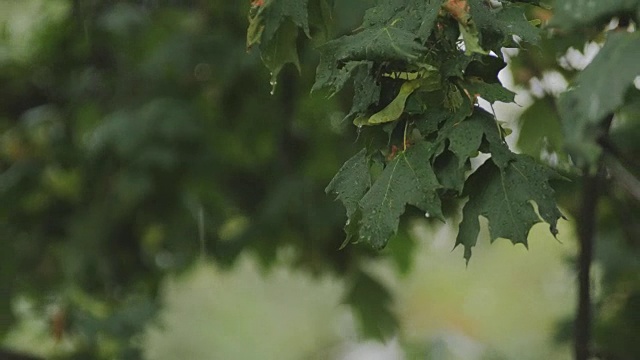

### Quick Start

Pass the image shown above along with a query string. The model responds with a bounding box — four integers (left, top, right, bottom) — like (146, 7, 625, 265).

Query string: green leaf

(247, 0, 311, 49)
(249, 0, 317, 87)
(247, 8, 265, 50)
(410, 92, 450, 132)
(345, 64, 381, 122)
(260, 19, 301, 86)
(549, 0, 640, 31)
(459, 22, 488, 55)
(567, 32, 640, 122)
(362, 0, 444, 40)
(434, 150, 469, 194)
(346, 271, 397, 340)
(326, 148, 371, 218)
(445, 107, 511, 168)
(385, 224, 417, 275)
(307, 0, 333, 44)
(354, 80, 421, 126)
(331, 26, 427, 62)
(447, 118, 486, 168)
(313, 27, 426, 94)
(326, 149, 374, 247)
(358, 141, 442, 249)
(456, 154, 564, 262)
(441, 52, 475, 79)
(262, 0, 311, 43)
(517, 96, 566, 160)
(468, 0, 540, 50)
(494, 5, 541, 44)
(436, 104, 504, 167)
(444, 82, 465, 111)
(558, 32, 640, 165)
(461, 78, 516, 103)
(609, 90, 640, 154)
(313, 59, 368, 97)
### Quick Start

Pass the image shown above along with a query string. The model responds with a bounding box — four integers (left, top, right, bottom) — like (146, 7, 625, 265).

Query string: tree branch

(574, 114, 613, 360)
(605, 155, 640, 203)
(574, 168, 600, 360)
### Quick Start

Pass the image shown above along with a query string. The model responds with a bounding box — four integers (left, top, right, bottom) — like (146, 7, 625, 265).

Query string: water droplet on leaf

(269, 73, 277, 95)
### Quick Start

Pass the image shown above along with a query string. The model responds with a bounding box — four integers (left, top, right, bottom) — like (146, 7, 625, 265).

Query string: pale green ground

(3, 220, 577, 359)
(394, 220, 576, 359)
(141, 219, 576, 360)
(143, 257, 350, 360)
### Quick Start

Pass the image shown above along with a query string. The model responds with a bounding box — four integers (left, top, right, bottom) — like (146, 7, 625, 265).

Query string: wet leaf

(260, 19, 301, 87)
(358, 141, 442, 249)
(456, 154, 564, 262)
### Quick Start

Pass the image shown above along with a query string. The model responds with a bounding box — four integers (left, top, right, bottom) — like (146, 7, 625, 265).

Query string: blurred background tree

(0, 0, 393, 357)
(0, 0, 638, 359)
(510, 1, 640, 358)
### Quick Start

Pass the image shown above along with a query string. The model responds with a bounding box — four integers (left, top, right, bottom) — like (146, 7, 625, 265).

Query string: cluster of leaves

(250, 0, 563, 262)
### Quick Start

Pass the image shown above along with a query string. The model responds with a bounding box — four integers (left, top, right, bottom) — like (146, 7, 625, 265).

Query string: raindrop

(269, 73, 277, 95)
(425, 212, 430, 218)
(355, 125, 363, 142)
(345, 219, 351, 226)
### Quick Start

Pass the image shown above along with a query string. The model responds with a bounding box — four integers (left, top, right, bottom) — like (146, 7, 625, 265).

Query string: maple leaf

(460, 77, 516, 104)
(247, 0, 317, 86)
(517, 96, 566, 161)
(467, 0, 541, 50)
(456, 154, 565, 262)
(358, 141, 442, 249)
(435, 107, 512, 170)
(313, 26, 427, 94)
(344, 64, 381, 123)
(447, 118, 487, 168)
(363, 0, 444, 40)
(326, 148, 371, 219)
(325, 149, 374, 247)
(261, 0, 310, 43)
(260, 19, 301, 86)
(247, 0, 310, 49)
(434, 150, 469, 194)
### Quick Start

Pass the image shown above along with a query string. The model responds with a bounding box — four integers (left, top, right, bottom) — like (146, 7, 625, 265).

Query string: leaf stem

(403, 120, 408, 151)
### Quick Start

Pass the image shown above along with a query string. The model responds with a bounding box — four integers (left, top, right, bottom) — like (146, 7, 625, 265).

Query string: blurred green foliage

(0, 0, 407, 357)
(511, 1, 640, 357)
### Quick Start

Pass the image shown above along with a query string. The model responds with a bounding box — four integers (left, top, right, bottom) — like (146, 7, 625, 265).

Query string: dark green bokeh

(0, 1, 395, 357)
